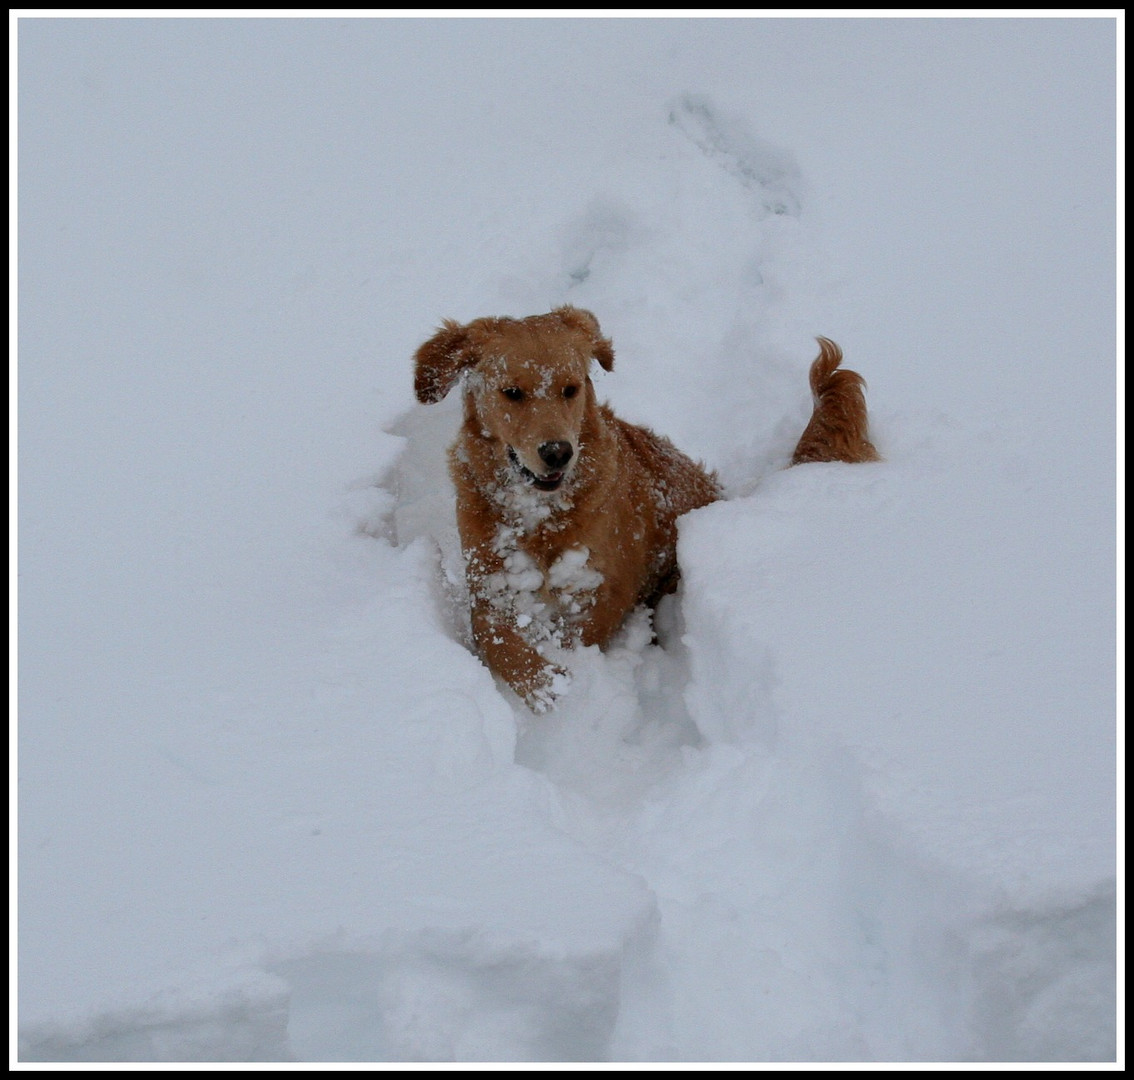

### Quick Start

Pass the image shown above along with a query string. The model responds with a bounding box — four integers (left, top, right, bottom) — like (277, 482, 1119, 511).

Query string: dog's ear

(552, 305, 615, 372)
(414, 319, 479, 404)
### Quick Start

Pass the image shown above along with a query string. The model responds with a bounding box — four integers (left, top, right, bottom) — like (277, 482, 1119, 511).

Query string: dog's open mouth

(508, 446, 566, 492)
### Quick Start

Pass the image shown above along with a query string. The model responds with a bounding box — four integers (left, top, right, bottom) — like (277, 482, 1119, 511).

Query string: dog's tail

(790, 337, 880, 465)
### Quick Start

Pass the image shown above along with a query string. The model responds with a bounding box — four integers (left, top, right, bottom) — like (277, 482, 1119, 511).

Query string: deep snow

(15, 14, 1120, 1065)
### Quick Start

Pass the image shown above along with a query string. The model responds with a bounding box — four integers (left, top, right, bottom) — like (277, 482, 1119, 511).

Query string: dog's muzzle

(508, 443, 574, 492)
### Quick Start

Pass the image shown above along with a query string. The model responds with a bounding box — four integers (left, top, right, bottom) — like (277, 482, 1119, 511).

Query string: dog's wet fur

(414, 306, 877, 710)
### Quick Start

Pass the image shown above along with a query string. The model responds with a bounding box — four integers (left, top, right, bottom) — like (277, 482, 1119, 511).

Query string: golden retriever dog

(413, 306, 877, 711)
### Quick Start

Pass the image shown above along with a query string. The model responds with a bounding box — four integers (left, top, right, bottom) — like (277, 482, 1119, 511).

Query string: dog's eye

(501, 387, 525, 402)
(563, 385, 579, 399)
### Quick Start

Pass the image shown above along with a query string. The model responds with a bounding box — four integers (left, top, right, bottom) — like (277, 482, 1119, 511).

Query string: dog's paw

(523, 665, 572, 714)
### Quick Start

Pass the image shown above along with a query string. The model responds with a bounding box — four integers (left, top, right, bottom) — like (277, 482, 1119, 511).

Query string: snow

(15, 13, 1120, 1066)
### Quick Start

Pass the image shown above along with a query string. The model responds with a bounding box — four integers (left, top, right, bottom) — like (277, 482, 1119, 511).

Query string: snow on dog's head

(414, 306, 614, 495)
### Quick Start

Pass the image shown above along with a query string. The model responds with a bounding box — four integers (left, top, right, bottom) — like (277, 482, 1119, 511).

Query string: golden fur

(413, 306, 877, 710)
(790, 337, 880, 465)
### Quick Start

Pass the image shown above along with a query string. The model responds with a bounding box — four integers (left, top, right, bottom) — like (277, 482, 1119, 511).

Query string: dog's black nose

(538, 441, 574, 470)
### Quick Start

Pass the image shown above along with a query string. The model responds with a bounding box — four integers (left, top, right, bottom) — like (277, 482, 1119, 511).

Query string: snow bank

(675, 440, 1115, 1061)
(19, 515, 659, 1062)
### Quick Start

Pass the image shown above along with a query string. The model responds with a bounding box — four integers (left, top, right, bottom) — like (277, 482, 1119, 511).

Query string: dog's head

(414, 306, 615, 493)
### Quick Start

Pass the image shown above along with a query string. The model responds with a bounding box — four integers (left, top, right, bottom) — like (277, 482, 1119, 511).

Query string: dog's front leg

(468, 601, 567, 713)
(572, 572, 646, 651)
(455, 484, 569, 710)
